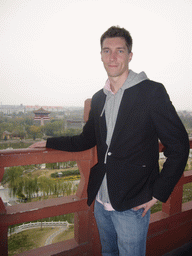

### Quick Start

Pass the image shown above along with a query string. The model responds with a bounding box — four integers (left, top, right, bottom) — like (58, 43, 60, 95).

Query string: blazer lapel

(110, 85, 140, 148)
(97, 93, 107, 143)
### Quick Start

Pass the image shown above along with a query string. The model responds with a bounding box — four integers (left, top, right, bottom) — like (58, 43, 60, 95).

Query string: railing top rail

(0, 147, 94, 168)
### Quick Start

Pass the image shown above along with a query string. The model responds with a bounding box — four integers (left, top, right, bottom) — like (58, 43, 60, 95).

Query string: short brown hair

(100, 26, 133, 53)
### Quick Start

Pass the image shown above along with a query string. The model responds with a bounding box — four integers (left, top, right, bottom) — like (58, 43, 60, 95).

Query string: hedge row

(51, 169, 80, 178)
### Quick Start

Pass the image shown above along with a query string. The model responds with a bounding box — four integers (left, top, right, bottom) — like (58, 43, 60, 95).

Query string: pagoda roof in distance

(33, 107, 51, 114)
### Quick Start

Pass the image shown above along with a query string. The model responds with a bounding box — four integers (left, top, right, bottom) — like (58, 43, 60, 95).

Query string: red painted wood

(162, 182, 183, 215)
(183, 170, 192, 183)
(0, 197, 88, 226)
(0, 148, 93, 168)
(0, 225, 8, 256)
(16, 239, 90, 256)
(147, 201, 192, 255)
(84, 99, 91, 122)
(0, 147, 97, 256)
(0, 167, 4, 182)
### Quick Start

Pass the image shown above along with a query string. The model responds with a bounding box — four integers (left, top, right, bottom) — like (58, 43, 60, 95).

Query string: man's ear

(128, 52, 133, 63)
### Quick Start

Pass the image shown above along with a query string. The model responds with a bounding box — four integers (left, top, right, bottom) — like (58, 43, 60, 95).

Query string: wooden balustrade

(0, 143, 191, 256)
(0, 146, 100, 256)
(146, 139, 192, 255)
(0, 99, 191, 255)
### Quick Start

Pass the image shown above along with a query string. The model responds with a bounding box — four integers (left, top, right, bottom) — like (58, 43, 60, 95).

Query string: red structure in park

(33, 107, 50, 126)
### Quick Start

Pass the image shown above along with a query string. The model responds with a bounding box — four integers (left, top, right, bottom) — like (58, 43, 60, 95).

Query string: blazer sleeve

(46, 99, 97, 152)
(150, 84, 189, 202)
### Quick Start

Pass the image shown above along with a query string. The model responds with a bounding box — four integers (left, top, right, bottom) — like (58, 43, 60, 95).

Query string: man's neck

(109, 70, 129, 94)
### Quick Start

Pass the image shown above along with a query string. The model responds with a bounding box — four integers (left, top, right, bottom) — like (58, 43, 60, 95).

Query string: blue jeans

(94, 200, 150, 256)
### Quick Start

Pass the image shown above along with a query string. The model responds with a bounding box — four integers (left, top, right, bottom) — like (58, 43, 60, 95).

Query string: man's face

(101, 37, 132, 79)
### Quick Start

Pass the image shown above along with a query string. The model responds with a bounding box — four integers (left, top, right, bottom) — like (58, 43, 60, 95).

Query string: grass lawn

(151, 201, 163, 214)
(182, 182, 192, 203)
(8, 227, 65, 256)
(52, 225, 74, 243)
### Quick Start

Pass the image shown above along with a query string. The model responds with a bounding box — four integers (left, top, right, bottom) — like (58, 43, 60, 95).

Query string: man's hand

(29, 141, 47, 148)
(133, 197, 158, 217)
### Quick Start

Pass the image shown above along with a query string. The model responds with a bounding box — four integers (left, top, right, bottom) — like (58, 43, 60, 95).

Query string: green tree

(3, 166, 24, 197)
(46, 162, 58, 169)
(34, 176, 39, 197)
(68, 161, 76, 168)
(65, 182, 72, 196)
(12, 124, 26, 139)
(53, 179, 62, 197)
(23, 177, 36, 201)
(38, 176, 51, 198)
(65, 128, 82, 136)
(43, 120, 64, 137)
(28, 125, 42, 140)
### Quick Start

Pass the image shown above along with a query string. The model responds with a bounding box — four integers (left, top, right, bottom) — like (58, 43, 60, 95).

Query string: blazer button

(108, 152, 112, 156)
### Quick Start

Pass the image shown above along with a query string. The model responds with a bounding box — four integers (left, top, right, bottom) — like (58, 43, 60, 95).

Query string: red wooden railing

(0, 99, 191, 256)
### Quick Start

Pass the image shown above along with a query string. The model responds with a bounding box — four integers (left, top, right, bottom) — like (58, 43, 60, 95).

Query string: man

(32, 26, 189, 255)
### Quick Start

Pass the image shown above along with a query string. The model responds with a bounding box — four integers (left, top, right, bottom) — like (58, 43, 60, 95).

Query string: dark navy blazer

(46, 80, 189, 211)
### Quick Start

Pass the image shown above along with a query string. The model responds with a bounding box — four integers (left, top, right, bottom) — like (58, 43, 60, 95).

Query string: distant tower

(33, 107, 50, 126)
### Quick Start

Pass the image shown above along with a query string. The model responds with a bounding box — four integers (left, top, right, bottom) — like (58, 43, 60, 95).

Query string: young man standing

(32, 26, 189, 255)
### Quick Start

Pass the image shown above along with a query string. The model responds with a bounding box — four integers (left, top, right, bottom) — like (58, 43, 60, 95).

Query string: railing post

(0, 197, 8, 256)
(0, 165, 8, 255)
(84, 99, 91, 122)
(74, 210, 89, 245)
(162, 179, 183, 215)
(0, 224, 8, 256)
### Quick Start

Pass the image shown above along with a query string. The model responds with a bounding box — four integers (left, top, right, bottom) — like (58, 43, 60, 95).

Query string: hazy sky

(0, 0, 192, 110)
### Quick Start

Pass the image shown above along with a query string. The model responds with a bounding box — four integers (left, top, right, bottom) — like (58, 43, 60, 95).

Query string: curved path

(45, 226, 68, 245)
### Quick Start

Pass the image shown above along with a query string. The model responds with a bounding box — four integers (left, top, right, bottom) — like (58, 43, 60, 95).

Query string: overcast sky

(0, 0, 192, 110)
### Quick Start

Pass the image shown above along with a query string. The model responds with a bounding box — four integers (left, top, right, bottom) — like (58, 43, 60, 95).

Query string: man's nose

(109, 52, 117, 61)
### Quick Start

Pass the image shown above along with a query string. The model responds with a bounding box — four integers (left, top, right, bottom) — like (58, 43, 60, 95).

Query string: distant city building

(0, 104, 25, 114)
(26, 105, 65, 112)
(33, 107, 50, 126)
(0, 104, 84, 116)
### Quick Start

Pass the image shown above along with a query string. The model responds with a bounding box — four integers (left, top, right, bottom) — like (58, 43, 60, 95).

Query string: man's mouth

(108, 64, 118, 68)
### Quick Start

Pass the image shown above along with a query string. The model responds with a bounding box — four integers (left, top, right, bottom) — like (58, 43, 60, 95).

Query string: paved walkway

(0, 186, 17, 205)
(45, 226, 68, 245)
